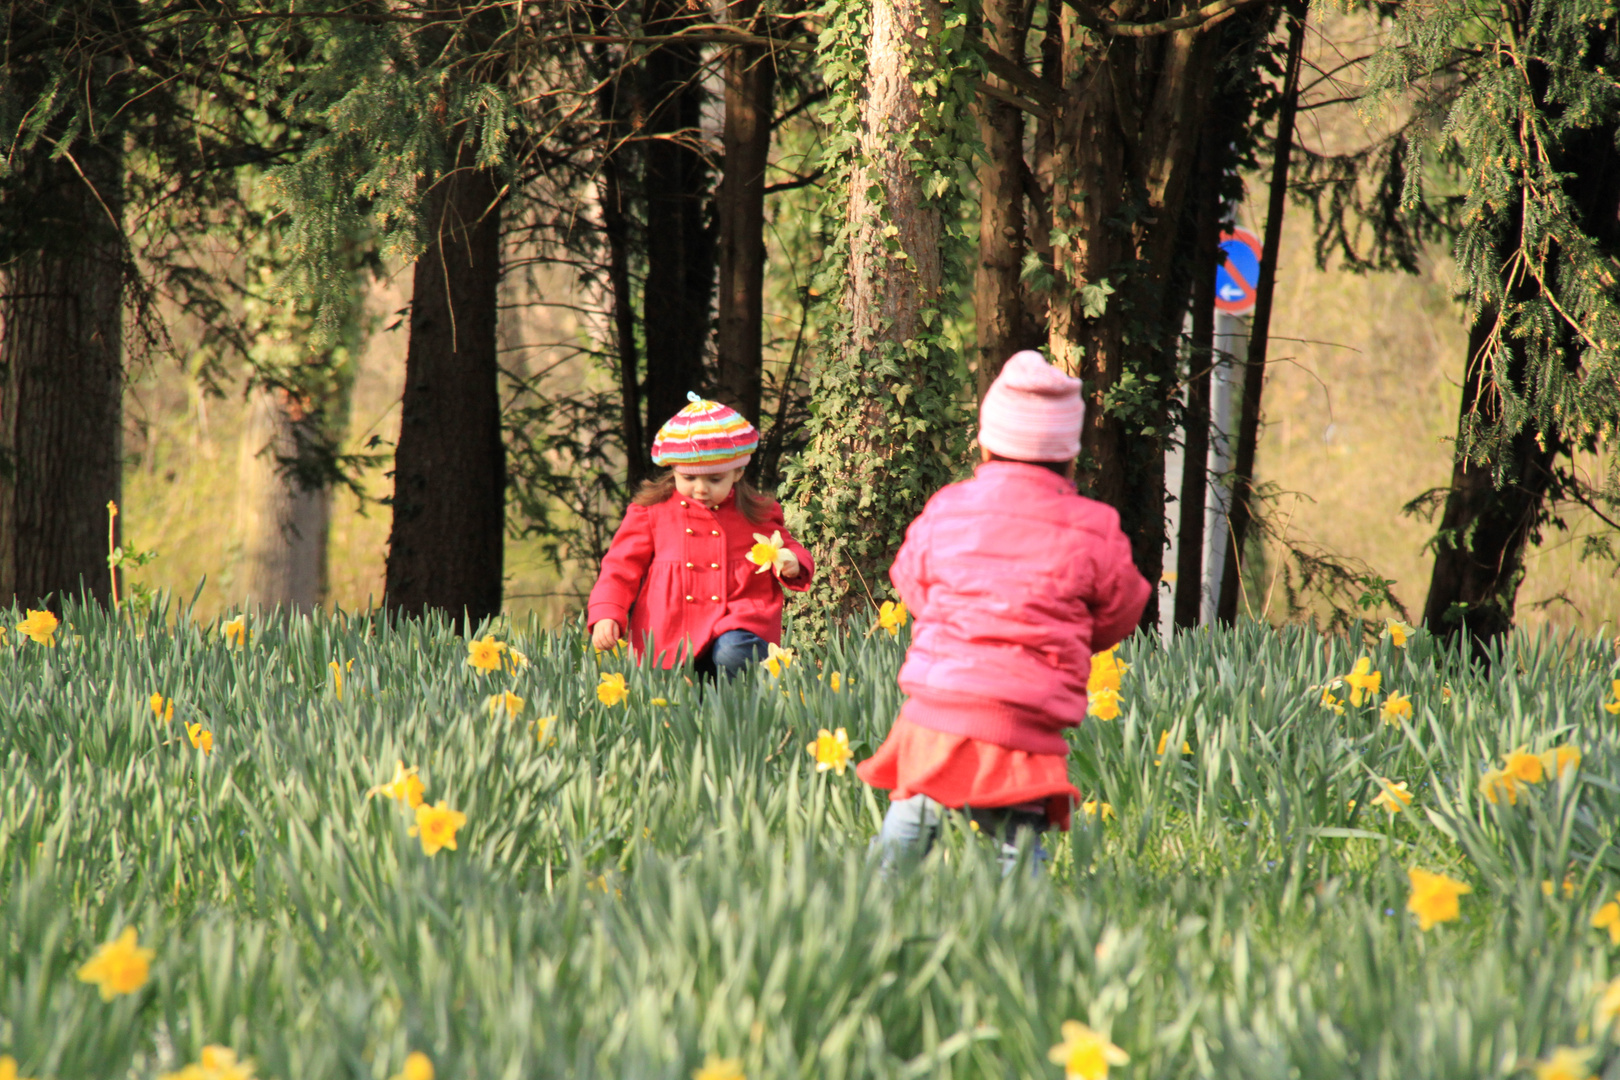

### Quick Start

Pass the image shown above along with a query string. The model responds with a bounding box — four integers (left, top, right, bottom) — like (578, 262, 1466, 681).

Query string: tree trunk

(1217, 0, 1306, 624)
(973, 0, 1030, 398)
(1421, 312, 1560, 648)
(1174, 134, 1223, 629)
(715, 0, 775, 427)
(238, 387, 329, 613)
(641, 0, 714, 449)
(600, 110, 645, 488)
(384, 160, 505, 623)
(0, 148, 124, 608)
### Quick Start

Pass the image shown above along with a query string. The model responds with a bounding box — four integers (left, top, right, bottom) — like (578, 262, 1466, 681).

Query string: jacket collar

(973, 459, 1077, 494)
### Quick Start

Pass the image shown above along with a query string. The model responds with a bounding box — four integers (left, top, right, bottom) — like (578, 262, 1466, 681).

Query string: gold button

(710, 595, 720, 602)
(685, 528, 694, 535)
(680, 501, 688, 507)
(710, 530, 719, 536)
(710, 563, 719, 569)
(685, 595, 694, 602)
(685, 562, 693, 568)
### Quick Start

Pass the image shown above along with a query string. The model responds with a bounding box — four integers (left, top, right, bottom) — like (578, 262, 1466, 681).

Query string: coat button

(685, 595, 694, 602)
(710, 530, 719, 536)
(680, 501, 688, 507)
(710, 563, 719, 569)
(685, 562, 693, 568)
(685, 528, 694, 535)
(710, 595, 720, 602)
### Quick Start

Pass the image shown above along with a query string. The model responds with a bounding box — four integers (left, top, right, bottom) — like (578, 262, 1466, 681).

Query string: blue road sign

(1215, 227, 1262, 316)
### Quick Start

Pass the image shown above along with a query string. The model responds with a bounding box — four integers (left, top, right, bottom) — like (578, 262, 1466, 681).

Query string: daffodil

(388, 1052, 434, 1080)
(745, 530, 792, 575)
(409, 801, 467, 856)
(692, 1055, 744, 1080)
(467, 635, 506, 672)
(1605, 680, 1620, 715)
(1531, 1045, 1595, 1080)
(597, 672, 628, 706)
(76, 927, 154, 1000)
(1380, 691, 1412, 725)
(1087, 646, 1130, 696)
(534, 715, 555, 743)
(1595, 975, 1620, 1031)
(650, 697, 668, 706)
(1047, 1020, 1129, 1080)
(1081, 800, 1115, 821)
(1479, 767, 1519, 805)
(762, 642, 794, 677)
(150, 692, 174, 723)
(1407, 867, 1471, 930)
(367, 761, 425, 809)
(0, 1054, 35, 1080)
(508, 646, 529, 668)
(1155, 731, 1191, 757)
(1371, 779, 1413, 814)
(1593, 893, 1620, 945)
(876, 599, 908, 637)
(828, 671, 843, 693)
(1541, 876, 1576, 899)
(222, 617, 247, 647)
(1343, 657, 1381, 707)
(1383, 619, 1415, 647)
(159, 1045, 256, 1080)
(1088, 687, 1121, 720)
(15, 608, 57, 645)
(1319, 685, 1345, 715)
(186, 722, 213, 755)
(330, 658, 354, 699)
(1541, 744, 1581, 779)
(807, 727, 853, 775)
(1502, 746, 1545, 784)
(487, 690, 525, 718)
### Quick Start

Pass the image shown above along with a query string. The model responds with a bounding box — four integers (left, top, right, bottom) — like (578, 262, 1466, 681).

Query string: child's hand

(778, 550, 801, 579)
(590, 619, 622, 651)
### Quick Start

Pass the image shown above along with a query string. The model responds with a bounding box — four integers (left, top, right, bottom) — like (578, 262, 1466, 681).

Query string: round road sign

(1214, 227, 1262, 316)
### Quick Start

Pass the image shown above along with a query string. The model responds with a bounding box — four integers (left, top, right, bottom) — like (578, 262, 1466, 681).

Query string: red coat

(587, 492, 815, 667)
(890, 461, 1150, 753)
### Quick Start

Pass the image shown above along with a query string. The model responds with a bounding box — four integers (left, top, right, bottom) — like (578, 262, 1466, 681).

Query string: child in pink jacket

(856, 350, 1150, 872)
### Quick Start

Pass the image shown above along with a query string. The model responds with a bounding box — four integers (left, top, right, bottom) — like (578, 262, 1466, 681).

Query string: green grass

(3, 604, 1620, 1079)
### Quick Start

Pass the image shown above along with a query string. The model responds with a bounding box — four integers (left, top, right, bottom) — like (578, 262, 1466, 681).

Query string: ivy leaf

(1080, 278, 1115, 320)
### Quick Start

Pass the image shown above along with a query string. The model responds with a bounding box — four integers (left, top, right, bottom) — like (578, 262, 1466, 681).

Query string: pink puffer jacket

(889, 461, 1151, 753)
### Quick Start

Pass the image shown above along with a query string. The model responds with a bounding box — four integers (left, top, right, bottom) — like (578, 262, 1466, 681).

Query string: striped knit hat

(651, 392, 759, 474)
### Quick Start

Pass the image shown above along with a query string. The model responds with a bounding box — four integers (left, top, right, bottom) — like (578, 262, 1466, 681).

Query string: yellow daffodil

(0, 1054, 35, 1080)
(807, 727, 853, 775)
(1371, 779, 1413, 814)
(1479, 767, 1519, 806)
(692, 1054, 744, 1080)
(762, 642, 794, 677)
(876, 599, 908, 637)
(828, 671, 843, 693)
(1503, 746, 1545, 785)
(1081, 800, 1115, 821)
(150, 692, 174, 723)
(745, 530, 792, 575)
(487, 691, 525, 718)
(388, 1052, 434, 1080)
(534, 714, 555, 743)
(1541, 744, 1581, 779)
(1605, 679, 1620, 715)
(1155, 731, 1191, 757)
(1088, 687, 1122, 720)
(1381, 691, 1412, 725)
(409, 801, 467, 856)
(1595, 975, 1620, 1031)
(1087, 647, 1130, 696)
(366, 761, 425, 809)
(1047, 1020, 1129, 1080)
(75, 927, 154, 1000)
(1384, 619, 1415, 647)
(1407, 867, 1471, 930)
(1319, 686, 1346, 715)
(222, 617, 247, 648)
(1344, 657, 1381, 707)
(15, 608, 58, 646)
(1593, 894, 1620, 945)
(1541, 876, 1576, 899)
(509, 646, 529, 668)
(186, 722, 213, 755)
(329, 658, 354, 699)
(159, 1045, 256, 1080)
(597, 672, 628, 706)
(1531, 1045, 1595, 1080)
(466, 635, 506, 672)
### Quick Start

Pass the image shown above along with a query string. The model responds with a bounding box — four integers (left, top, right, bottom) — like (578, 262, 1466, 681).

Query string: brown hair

(632, 469, 775, 524)
(988, 452, 1074, 478)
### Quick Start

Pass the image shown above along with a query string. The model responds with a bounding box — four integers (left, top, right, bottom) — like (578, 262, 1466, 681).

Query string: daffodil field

(6, 604, 1620, 1080)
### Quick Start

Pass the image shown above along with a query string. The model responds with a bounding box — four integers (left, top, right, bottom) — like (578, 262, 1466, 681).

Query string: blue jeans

(874, 795, 1050, 877)
(694, 629, 769, 680)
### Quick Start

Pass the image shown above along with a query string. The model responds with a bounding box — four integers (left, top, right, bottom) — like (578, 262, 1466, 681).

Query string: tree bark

(974, 0, 1031, 398)
(1174, 133, 1223, 629)
(641, 0, 714, 449)
(0, 147, 124, 608)
(1217, 0, 1306, 623)
(599, 108, 645, 488)
(714, 0, 776, 427)
(384, 160, 505, 623)
(238, 387, 329, 613)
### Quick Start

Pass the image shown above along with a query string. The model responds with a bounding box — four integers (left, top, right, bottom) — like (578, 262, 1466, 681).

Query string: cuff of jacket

(781, 554, 815, 592)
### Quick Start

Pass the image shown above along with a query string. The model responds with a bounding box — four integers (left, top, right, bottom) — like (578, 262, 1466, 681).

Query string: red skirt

(856, 716, 1079, 831)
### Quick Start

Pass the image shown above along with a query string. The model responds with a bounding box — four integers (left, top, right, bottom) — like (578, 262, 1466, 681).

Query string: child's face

(674, 467, 743, 509)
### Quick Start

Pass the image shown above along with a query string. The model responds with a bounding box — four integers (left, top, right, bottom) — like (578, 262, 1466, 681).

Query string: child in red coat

(857, 351, 1150, 872)
(588, 393, 815, 676)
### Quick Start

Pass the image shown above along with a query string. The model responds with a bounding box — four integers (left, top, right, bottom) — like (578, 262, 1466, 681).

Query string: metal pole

(1203, 309, 1247, 623)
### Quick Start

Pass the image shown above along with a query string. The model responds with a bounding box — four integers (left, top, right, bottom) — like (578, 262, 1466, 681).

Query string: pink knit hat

(978, 350, 1084, 462)
(651, 392, 759, 475)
